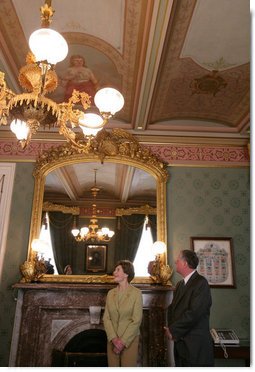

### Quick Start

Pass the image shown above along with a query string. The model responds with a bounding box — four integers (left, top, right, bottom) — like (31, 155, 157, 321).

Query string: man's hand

(164, 326, 173, 340)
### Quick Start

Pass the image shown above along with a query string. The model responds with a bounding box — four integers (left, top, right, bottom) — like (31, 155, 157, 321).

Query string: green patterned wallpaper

(167, 167, 250, 339)
(0, 164, 250, 366)
(0, 163, 34, 367)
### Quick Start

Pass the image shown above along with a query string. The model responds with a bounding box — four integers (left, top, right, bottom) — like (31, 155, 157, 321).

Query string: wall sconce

(31, 238, 50, 257)
(148, 241, 173, 286)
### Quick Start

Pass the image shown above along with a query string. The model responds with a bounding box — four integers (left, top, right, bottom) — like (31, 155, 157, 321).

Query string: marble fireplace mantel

(9, 282, 174, 367)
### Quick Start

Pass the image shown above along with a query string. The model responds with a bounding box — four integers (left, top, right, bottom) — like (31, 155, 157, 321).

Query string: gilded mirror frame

(28, 129, 168, 283)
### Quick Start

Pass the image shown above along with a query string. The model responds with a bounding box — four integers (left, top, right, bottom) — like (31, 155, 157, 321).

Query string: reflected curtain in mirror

(114, 214, 156, 262)
(48, 212, 77, 274)
(149, 215, 157, 242)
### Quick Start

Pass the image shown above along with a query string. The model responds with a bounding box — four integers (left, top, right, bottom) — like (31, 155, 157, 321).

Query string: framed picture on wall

(190, 237, 236, 288)
(85, 244, 107, 273)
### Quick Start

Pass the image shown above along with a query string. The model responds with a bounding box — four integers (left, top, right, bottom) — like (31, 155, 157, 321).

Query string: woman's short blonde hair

(115, 260, 135, 282)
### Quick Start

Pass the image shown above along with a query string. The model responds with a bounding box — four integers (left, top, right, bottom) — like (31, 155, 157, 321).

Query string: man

(164, 249, 214, 367)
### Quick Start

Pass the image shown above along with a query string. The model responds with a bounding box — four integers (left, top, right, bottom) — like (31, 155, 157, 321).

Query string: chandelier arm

(58, 104, 92, 150)
(56, 88, 106, 149)
(0, 73, 16, 125)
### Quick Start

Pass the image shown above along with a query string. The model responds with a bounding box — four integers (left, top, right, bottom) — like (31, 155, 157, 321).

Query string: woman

(61, 54, 98, 102)
(103, 260, 143, 367)
(63, 265, 72, 275)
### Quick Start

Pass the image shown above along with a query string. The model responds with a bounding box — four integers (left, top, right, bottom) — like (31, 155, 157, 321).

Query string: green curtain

(48, 212, 77, 274)
(114, 214, 145, 263)
(148, 214, 157, 242)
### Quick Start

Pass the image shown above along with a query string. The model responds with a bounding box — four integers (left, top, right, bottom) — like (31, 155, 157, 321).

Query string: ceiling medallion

(190, 70, 227, 96)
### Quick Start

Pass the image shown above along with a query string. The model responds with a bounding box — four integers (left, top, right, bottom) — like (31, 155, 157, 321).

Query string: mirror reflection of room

(39, 162, 157, 276)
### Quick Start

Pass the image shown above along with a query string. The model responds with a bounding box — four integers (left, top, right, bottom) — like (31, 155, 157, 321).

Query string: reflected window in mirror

(38, 212, 58, 274)
(133, 217, 155, 276)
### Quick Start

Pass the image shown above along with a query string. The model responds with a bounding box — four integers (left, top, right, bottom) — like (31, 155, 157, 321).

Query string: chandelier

(0, 0, 124, 149)
(71, 169, 115, 242)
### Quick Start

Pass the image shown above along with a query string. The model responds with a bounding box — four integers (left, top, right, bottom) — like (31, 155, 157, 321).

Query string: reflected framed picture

(85, 244, 107, 273)
(190, 237, 236, 288)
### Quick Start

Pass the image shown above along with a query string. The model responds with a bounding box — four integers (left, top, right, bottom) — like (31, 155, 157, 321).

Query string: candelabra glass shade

(31, 238, 43, 251)
(71, 228, 80, 237)
(101, 227, 109, 235)
(94, 87, 124, 115)
(108, 231, 115, 238)
(79, 113, 104, 135)
(152, 241, 166, 256)
(29, 28, 68, 65)
(80, 227, 89, 236)
(101, 227, 115, 238)
(10, 119, 30, 140)
(31, 238, 49, 255)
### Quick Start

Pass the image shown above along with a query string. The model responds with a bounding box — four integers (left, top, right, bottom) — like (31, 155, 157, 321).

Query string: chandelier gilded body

(0, 1, 124, 149)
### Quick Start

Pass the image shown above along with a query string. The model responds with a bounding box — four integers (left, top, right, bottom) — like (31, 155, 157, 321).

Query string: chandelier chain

(71, 169, 114, 242)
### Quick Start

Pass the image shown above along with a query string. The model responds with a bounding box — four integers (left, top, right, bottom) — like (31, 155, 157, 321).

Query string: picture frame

(85, 244, 107, 273)
(190, 237, 236, 288)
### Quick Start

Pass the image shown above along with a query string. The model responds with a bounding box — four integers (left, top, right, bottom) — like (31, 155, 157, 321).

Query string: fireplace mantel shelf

(13, 282, 174, 291)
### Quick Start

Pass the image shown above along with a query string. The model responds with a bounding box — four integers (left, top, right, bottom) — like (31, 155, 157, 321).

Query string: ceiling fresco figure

(60, 54, 99, 104)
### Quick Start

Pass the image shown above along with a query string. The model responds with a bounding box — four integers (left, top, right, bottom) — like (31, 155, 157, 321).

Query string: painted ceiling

(0, 0, 250, 207)
(0, 0, 250, 143)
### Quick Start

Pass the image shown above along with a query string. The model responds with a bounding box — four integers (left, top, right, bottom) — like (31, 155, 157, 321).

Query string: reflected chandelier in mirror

(26, 128, 168, 284)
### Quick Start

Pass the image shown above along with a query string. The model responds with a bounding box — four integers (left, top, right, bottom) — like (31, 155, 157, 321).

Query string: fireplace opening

(52, 329, 108, 367)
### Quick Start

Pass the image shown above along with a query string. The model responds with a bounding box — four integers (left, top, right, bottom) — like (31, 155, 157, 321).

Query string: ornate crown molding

(116, 204, 156, 216)
(0, 137, 249, 166)
(42, 201, 80, 215)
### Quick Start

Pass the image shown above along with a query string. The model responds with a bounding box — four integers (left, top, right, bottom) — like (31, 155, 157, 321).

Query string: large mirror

(28, 129, 168, 283)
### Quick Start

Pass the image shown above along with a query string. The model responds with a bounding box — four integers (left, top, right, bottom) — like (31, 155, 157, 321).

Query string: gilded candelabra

(148, 256, 173, 286)
(20, 250, 47, 282)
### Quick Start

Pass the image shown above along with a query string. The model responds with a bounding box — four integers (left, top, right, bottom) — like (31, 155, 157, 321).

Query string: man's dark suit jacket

(168, 271, 214, 366)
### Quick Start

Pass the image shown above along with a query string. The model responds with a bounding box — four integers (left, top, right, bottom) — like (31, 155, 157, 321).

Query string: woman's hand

(112, 337, 125, 354)
(113, 346, 121, 354)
